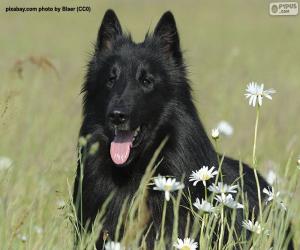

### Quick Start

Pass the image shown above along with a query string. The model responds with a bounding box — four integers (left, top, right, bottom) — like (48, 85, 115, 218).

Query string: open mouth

(110, 126, 143, 165)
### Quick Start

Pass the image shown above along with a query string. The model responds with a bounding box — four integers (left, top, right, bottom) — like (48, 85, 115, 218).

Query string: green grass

(0, 0, 299, 249)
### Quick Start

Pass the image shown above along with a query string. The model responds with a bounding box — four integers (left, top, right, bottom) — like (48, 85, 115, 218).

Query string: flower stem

(160, 199, 167, 244)
(254, 169, 263, 222)
(218, 206, 225, 250)
(252, 106, 260, 166)
(214, 139, 223, 182)
(214, 139, 220, 165)
(252, 106, 263, 222)
(200, 214, 207, 249)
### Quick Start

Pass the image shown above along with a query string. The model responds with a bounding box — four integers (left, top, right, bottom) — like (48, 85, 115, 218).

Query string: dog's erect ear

(154, 11, 181, 59)
(97, 9, 122, 51)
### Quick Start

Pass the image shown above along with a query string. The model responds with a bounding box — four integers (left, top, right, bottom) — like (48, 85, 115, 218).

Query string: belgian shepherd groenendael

(73, 10, 293, 249)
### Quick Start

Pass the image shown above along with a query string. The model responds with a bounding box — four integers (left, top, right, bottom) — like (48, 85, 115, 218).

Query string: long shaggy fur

(73, 10, 293, 249)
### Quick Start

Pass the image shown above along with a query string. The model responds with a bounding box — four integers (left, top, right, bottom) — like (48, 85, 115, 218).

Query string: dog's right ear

(96, 9, 122, 51)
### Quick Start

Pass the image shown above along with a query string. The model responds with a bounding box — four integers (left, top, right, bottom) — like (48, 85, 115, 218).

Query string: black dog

(73, 10, 293, 249)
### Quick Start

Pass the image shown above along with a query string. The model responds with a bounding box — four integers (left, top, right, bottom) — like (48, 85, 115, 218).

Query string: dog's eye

(143, 78, 151, 85)
(107, 76, 116, 88)
(141, 77, 154, 90)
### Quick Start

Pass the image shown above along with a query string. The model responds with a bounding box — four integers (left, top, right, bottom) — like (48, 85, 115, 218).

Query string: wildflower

(78, 136, 87, 147)
(211, 128, 219, 139)
(34, 225, 43, 234)
(173, 237, 198, 250)
(105, 241, 124, 250)
(193, 198, 216, 213)
(103, 230, 109, 241)
(153, 175, 184, 201)
(217, 121, 234, 137)
(56, 199, 66, 209)
(244, 82, 276, 107)
(0, 156, 12, 170)
(297, 156, 300, 169)
(89, 142, 99, 155)
(208, 182, 238, 194)
(266, 169, 277, 185)
(263, 187, 286, 210)
(189, 166, 218, 187)
(18, 234, 27, 242)
(242, 220, 263, 234)
(263, 187, 280, 203)
(215, 193, 244, 209)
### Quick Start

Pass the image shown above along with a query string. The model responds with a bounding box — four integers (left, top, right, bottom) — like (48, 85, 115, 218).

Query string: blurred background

(0, 0, 299, 248)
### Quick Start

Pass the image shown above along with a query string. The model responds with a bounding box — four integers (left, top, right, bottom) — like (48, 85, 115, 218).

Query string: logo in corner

(269, 2, 298, 16)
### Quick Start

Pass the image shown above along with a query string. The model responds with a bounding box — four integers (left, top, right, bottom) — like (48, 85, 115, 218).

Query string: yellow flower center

(181, 246, 191, 250)
(202, 174, 210, 180)
(164, 184, 172, 191)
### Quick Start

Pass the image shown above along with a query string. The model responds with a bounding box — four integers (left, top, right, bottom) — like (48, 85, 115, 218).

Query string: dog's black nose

(109, 110, 128, 125)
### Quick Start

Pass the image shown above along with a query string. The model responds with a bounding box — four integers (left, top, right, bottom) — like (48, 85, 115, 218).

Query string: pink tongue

(110, 130, 134, 165)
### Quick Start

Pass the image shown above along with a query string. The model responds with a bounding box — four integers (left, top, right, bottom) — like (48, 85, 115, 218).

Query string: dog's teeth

(134, 126, 140, 137)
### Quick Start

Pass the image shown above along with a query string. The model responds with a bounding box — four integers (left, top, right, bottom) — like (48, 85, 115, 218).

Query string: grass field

(0, 0, 299, 249)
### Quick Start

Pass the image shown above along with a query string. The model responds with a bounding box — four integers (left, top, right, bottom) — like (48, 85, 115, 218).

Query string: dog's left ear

(154, 11, 181, 59)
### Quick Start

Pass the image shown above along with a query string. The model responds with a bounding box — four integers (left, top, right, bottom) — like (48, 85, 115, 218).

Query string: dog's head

(83, 10, 190, 166)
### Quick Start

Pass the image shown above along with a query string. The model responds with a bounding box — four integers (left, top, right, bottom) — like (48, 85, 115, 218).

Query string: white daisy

(263, 187, 280, 202)
(211, 128, 220, 140)
(193, 198, 216, 213)
(105, 241, 124, 250)
(217, 121, 234, 137)
(18, 234, 27, 242)
(245, 82, 276, 107)
(263, 187, 286, 210)
(189, 166, 218, 187)
(34, 225, 43, 234)
(56, 199, 66, 209)
(266, 170, 277, 185)
(297, 156, 300, 168)
(0, 156, 13, 170)
(173, 237, 198, 250)
(208, 182, 238, 194)
(215, 193, 244, 209)
(153, 175, 184, 201)
(242, 219, 263, 234)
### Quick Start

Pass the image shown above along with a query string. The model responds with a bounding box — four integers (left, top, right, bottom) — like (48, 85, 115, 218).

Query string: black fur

(73, 10, 293, 249)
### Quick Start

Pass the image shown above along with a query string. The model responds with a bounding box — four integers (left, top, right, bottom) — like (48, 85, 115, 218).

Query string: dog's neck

(165, 106, 217, 175)
(130, 102, 218, 178)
